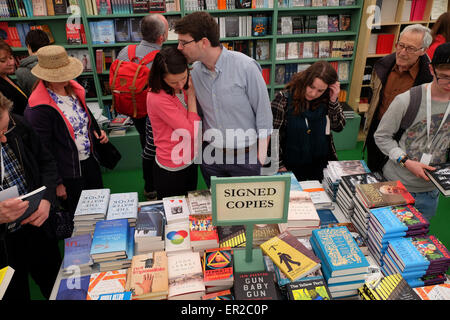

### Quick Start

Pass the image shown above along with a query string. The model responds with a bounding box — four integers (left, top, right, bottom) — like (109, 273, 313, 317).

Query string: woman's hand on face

(329, 81, 340, 103)
(94, 130, 109, 144)
(186, 75, 195, 97)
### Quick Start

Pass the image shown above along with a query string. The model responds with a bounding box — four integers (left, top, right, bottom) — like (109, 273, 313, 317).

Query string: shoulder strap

(127, 45, 138, 63)
(140, 50, 160, 66)
(393, 85, 423, 142)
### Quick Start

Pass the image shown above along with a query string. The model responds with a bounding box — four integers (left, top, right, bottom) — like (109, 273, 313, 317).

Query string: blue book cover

(252, 15, 269, 36)
(98, 291, 132, 300)
(89, 22, 100, 44)
(311, 226, 369, 277)
(90, 218, 129, 258)
(56, 275, 90, 300)
(96, 19, 115, 44)
(383, 251, 426, 279)
(63, 233, 93, 269)
(388, 238, 430, 271)
(317, 209, 339, 226)
(370, 206, 408, 234)
(277, 171, 302, 192)
(125, 226, 135, 261)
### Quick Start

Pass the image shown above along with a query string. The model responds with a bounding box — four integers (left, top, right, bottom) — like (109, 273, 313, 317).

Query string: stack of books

(187, 190, 212, 215)
(322, 160, 370, 201)
(134, 201, 166, 254)
(164, 221, 192, 256)
(62, 233, 94, 276)
(358, 273, 420, 300)
(167, 251, 205, 300)
(90, 218, 134, 272)
(311, 226, 370, 298)
(299, 180, 334, 210)
(73, 188, 111, 236)
(281, 190, 320, 237)
(353, 180, 415, 239)
(162, 196, 191, 225)
(413, 282, 450, 300)
(336, 171, 386, 220)
(233, 271, 281, 300)
(106, 192, 138, 227)
(202, 248, 234, 293)
(189, 215, 219, 252)
(126, 251, 169, 300)
(367, 205, 429, 265)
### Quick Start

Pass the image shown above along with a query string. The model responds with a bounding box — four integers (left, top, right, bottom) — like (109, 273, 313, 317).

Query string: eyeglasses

(433, 67, 450, 86)
(395, 42, 423, 54)
(178, 39, 196, 48)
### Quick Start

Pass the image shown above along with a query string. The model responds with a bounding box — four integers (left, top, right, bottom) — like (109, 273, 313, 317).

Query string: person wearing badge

(374, 42, 450, 221)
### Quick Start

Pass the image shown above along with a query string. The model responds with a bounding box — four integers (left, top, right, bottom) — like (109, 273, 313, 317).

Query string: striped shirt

(0, 143, 28, 196)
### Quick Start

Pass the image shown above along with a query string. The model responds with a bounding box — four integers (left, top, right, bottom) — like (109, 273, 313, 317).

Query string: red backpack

(109, 45, 159, 118)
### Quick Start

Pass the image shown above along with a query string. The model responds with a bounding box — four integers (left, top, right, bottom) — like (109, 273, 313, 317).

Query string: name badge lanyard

(425, 84, 450, 153)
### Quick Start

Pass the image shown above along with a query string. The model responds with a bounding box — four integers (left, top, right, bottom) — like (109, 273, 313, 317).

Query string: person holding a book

(147, 46, 200, 199)
(374, 42, 450, 221)
(364, 24, 433, 173)
(0, 91, 61, 300)
(174, 11, 273, 187)
(271, 61, 345, 181)
(15, 29, 50, 96)
(24, 45, 109, 221)
(0, 40, 28, 116)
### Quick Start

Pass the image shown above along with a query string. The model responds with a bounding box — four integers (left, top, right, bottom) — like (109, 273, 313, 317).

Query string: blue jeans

(409, 189, 440, 222)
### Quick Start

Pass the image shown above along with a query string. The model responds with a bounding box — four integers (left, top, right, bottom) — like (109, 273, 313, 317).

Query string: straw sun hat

(31, 45, 83, 82)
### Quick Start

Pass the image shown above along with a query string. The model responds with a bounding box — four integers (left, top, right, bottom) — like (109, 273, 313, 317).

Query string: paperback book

(163, 196, 190, 224)
(86, 269, 128, 300)
(286, 277, 332, 300)
(425, 162, 450, 196)
(167, 251, 205, 300)
(233, 271, 280, 300)
(356, 180, 415, 209)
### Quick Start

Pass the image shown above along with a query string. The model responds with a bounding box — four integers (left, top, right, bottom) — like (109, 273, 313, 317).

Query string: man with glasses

(0, 92, 61, 299)
(174, 12, 273, 187)
(364, 24, 433, 172)
(374, 42, 450, 222)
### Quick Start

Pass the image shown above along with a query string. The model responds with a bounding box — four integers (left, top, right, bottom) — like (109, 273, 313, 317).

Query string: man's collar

(394, 58, 420, 77)
(201, 45, 225, 73)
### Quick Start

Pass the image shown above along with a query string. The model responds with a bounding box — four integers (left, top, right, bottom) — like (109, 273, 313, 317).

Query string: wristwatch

(398, 155, 409, 167)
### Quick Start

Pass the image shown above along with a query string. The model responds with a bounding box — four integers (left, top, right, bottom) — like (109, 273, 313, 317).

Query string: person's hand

(21, 199, 51, 227)
(0, 198, 28, 224)
(329, 81, 340, 103)
(278, 167, 288, 172)
(94, 130, 109, 144)
(56, 184, 67, 200)
(404, 160, 435, 181)
(186, 75, 195, 98)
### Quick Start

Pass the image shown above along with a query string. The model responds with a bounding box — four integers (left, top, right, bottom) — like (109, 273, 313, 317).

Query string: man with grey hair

(363, 24, 433, 172)
(116, 13, 169, 200)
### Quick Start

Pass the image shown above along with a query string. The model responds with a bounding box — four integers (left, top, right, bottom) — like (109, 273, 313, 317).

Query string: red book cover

(80, 24, 87, 44)
(189, 215, 218, 242)
(96, 49, 104, 73)
(203, 248, 233, 284)
(262, 68, 270, 85)
(376, 34, 395, 54)
(66, 24, 82, 45)
(411, 0, 426, 21)
(356, 180, 415, 209)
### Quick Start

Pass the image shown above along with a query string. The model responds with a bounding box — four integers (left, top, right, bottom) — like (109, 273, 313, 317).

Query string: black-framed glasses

(178, 39, 196, 47)
(395, 42, 423, 54)
(433, 66, 450, 86)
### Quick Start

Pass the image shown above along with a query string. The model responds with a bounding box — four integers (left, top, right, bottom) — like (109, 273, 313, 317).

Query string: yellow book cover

(260, 231, 321, 281)
(0, 266, 15, 299)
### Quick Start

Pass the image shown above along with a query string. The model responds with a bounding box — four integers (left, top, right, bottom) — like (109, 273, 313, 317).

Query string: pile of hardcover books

(203, 247, 234, 293)
(322, 160, 370, 202)
(358, 273, 420, 300)
(299, 180, 334, 210)
(382, 236, 450, 288)
(134, 201, 166, 254)
(189, 215, 219, 252)
(353, 180, 415, 239)
(367, 205, 429, 265)
(73, 188, 111, 236)
(281, 190, 320, 237)
(105, 192, 138, 227)
(62, 233, 94, 276)
(310, 226, 370, 298)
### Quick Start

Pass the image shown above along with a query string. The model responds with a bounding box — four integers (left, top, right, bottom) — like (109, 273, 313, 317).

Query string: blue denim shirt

(191, 47, 273, 149)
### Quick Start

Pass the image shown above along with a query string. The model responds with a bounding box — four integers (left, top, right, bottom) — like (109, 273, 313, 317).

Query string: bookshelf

(3, 0, 364, 119)
(348, 0, 450, 141)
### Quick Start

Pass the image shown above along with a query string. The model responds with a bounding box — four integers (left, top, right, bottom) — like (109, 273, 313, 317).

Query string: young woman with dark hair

(427, 12, 450, 60)
(147, 46, 200, 199)
(271, 60, 346, 181)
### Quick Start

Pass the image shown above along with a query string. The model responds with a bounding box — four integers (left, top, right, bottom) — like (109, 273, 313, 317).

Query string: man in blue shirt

(175, 12, 274, 187)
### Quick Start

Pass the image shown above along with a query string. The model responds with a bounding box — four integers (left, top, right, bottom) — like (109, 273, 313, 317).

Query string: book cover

(413, 283, 450, 300)
(55, 275, 90, 300)
(311, 226, 369, 277)
(129, 18, 143, 42)
(187, 189, 212, 215)
(339, 14, 351, 31)
(98, 291, 132, 300)
(233, 271, 279, 300)
(341, 172, 386, 195)
(164, 222, 191, 254)
(287, 191, 320, 226)
(63, 233, 93, 270)
(114, 18, 130, 42)
(217, 225, 246, 248)
(327, 15, 339, 32)
(356, 180, 415, 209)
(52, 0, 67, 14)
(286, 277, 332, 300)
(167, 251, 205, 299)
(235, 0, 251, 8)
(388, 238, 430, 271)
(163, 196, 190, 224)
(96, 19, 115, 44)
(203, 248, 233, 285)
(90, 218, 129, 260)
(425, 163, 450, 196)
(411, 235, 450, 266)
(7, 186, 47, 232)
(135, 202, 165, 238)
(106, 192, 138, 221)
(370, 206, 409, 234)
(0, 266, 14, 299)
(86, 269, 128, 300)
(260, 230, 321, 281)
(189, 214, 218, 243)
(202, 289, 234, 300)
(252, 15, 269, 36)
(74, 188, 110, 219)
(127, 251, 169, 299)
(132, 0, 149, 12)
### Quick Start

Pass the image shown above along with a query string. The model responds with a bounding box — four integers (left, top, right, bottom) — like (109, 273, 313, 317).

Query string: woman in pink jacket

(147, 46, 201, 199)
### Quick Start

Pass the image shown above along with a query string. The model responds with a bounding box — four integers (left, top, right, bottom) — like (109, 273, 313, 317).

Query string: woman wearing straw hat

(24, 45, 109, 221)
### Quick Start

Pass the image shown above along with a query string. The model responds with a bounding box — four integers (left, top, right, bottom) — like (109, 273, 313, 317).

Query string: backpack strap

(392, 85, 423, 142)
(127, 44, 139, 63)
(140, 50, 160, 66)
(127, 45, 159, 66)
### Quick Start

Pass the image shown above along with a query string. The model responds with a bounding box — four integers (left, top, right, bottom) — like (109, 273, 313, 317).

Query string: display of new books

(189, 215, 219, 251)
(86, 269, 128, 300)
(164, 222, 192, 256)
(360, 273, 420, 300)
(260, 230, 321, 282)
(167, 251, 205, 300)
(127, 251, 169, 300)
(6, 186, 47, 233)
(286, 277, 332, 300)
(187, 189, 212, 215)
(233, 271, 280, 300)
(299, 180, 334, 210)
(134, 201, 166, 254)
(0, 266, 14, 299)
(217, 225, 246, 249)
(425, 162, 450, 196)
(163, 196, 191, 224)
(287, 190, 320, 228)
(411, 235, 450, 278)
(311, 226, 369, 277)
(106, 192, 138, 226)
(62, 233, 93, 276)
(90, 218, 129, 262)
(203, 248, 234, 287)
(356, 180, 415, 209)
(74, 188, 110, 221)
(98, 226, 134, 272)
(371, 205, 429, 236)
(55, 275, 90, 300)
